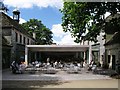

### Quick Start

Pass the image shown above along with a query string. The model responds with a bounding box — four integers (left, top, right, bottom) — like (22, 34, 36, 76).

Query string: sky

(3, 0, 79, 45)
(2, 0, 111, 45)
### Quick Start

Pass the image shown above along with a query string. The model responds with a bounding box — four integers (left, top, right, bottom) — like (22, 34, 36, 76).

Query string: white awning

(26, 45, 90, 52)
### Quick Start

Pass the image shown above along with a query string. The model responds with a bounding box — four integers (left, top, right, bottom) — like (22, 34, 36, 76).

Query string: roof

(26, 45, 90, 52)
(92, 43, 100, 46)
(1, 12, 34, 40)
(13, 8, 20, 13)
(106, 13, 120, 22)
(104, 31, 120, 46)
(105, 13, 120, 34)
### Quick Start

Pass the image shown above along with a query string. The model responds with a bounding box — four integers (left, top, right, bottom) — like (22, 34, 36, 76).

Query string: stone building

(104, 13, 120, 70)
(1, 10, 35, 68)
(91, 32, 105, 67)
(105, 32, 120, 70)
(80, 31, 105, 66)
(2, 36, 12, 69)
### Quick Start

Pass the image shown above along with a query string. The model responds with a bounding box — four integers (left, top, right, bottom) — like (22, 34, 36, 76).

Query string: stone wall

(105, 44, 120, 70)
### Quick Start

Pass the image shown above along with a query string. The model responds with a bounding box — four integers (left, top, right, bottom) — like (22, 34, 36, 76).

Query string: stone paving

(2, 68, 118, 89)
(2, 68, 112, 81)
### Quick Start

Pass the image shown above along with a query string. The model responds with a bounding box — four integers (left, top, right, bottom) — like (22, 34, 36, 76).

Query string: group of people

(11, 58, 99, 74)
(11, 60, 26, 74)
(88, 60, 98, 71)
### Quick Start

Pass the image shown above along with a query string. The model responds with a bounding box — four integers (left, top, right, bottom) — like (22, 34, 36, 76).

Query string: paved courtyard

(2, 68, 119, 89)
(2, 68, 112, 81)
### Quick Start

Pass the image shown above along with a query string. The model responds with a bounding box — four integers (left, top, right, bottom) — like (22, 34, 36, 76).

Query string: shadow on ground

(2, 76, 69, 89)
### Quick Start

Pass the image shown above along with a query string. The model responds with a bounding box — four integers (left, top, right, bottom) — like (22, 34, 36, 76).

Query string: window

(23, 37, 26, 44)
(112, 55, 116, 70)
(15, 32, 18, 42)
(27, 38, 29, 45)
(20, 34, 22, 43)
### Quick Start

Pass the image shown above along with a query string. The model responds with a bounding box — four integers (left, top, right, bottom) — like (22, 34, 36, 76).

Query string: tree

(60, 2, 120, 43)
(21, 19, 53, 45)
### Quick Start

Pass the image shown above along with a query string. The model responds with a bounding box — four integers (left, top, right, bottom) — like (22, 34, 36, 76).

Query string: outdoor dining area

(18, 45, 93, 75)
(10, 58, 97, 75)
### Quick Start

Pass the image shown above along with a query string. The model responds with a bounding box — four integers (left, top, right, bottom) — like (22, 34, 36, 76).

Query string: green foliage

(61, 2, 120, 43)
(21, 19, 53, 45)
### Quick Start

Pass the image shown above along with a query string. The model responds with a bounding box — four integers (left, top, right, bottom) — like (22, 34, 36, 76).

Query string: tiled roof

(1, 12, 34, 39)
